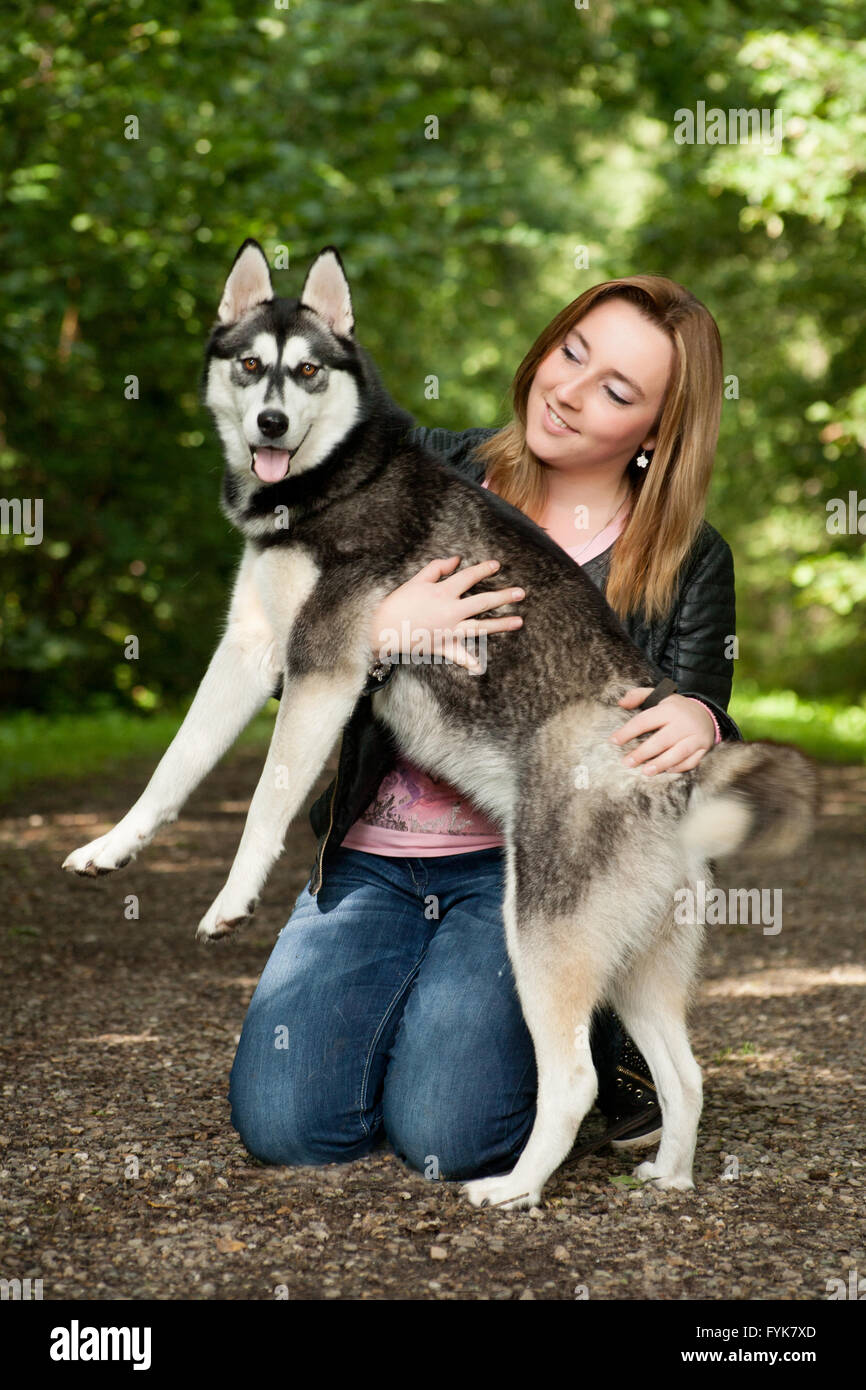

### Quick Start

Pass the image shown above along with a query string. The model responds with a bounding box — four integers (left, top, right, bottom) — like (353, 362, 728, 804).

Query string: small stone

(430, 1245, 448, 1260)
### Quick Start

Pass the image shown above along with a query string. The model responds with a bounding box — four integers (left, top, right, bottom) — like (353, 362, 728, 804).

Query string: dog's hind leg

(607, 926, 704, 1191)
(462, 857, 606, 1211)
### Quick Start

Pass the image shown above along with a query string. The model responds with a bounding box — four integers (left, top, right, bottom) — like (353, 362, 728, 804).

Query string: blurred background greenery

(1, 0, 864, 795)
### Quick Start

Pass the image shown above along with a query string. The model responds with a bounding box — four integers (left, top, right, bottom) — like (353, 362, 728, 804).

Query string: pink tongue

(252, 448, 290, 483)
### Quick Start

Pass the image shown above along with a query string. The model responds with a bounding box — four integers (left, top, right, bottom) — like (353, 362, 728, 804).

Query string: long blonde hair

(475, 275, 724, 623)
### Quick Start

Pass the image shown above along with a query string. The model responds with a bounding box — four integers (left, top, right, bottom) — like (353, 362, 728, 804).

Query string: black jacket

(306, 425, 741, 893)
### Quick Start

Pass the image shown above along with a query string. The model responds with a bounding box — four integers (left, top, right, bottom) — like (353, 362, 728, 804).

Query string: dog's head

(204, 240, 362, 486)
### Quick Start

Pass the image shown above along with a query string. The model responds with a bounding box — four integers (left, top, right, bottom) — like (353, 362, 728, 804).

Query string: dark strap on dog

(636, 676, 678, 710)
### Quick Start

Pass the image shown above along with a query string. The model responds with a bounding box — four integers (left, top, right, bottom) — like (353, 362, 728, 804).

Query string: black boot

(590, 1008, 662, 1151)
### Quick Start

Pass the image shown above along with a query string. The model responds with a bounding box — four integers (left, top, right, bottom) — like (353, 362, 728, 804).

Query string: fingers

(454, 615, 523, 637)
(436, 633, 483, 674)
(640, 743, 707, 775)
(458, 585, 525, 618)
(626, 736, 706, 775)
(440, 558, 503, 594)
(609, 707, 659, 746)
(617, 686, 654, 707)
(425, 559, 527, 618)
(420, 555, 463, 581)
(664, 746, 708, 773)
(620, 726, 673, 766)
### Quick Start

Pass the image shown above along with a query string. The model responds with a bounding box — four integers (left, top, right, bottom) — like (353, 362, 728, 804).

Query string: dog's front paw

(196, 889, 258, 943)
(461, 1174, 543, 1211)
(61, 827, 141, 877)
(633, 1160, 694, 1191)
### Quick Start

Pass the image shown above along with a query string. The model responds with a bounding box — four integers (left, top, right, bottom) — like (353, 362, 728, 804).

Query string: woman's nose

(555, 377, 582, 410)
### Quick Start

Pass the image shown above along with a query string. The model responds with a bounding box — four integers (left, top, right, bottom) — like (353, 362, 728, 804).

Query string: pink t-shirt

(339, 481, 633, 857)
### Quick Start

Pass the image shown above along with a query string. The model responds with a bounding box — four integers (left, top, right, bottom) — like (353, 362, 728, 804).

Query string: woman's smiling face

(525, 297, 675, 472)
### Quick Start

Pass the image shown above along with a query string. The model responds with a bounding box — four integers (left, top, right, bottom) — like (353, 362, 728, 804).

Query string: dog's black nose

(257, 410, 289, 439)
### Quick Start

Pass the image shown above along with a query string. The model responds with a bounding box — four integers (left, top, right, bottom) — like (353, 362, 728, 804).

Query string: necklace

(570, 488, 630, 562)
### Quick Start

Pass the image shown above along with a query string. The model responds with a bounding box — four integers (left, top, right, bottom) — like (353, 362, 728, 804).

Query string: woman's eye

(241, 358, 259, 372)
(561, 345, 629, 405)
(300, 362, 319, 377)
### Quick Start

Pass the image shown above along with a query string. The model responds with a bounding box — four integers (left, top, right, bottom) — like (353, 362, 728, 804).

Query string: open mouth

(249, 445, 292, 484)
(545, 401, 577, 433)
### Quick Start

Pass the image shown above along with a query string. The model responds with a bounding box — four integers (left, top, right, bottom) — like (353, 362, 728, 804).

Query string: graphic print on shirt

(357, 754, 499, 836)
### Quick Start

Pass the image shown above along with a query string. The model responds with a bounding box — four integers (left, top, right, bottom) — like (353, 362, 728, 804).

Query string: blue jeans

(228, 845, 539, 1181)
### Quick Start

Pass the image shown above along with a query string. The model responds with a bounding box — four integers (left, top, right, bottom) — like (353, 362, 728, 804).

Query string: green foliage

(0, 699, 280, 802)
(609, 1173, 646, 1189)
(732, 680, 866, 762)
(1, 1, 863, 721)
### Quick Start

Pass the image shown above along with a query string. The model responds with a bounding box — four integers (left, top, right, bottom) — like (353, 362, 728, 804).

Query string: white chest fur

(245, 544, 322, 649)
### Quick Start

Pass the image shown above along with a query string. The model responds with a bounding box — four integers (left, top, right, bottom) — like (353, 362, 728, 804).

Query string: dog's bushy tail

(680, 740, 819, 862)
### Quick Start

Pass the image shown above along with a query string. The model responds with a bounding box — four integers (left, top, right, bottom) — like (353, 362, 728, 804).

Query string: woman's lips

(544, 400, 578, 434)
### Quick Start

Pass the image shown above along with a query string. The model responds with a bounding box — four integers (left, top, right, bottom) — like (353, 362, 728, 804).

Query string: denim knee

(383, 1083, 534, 1182)
(228, 1076, 381, 1168)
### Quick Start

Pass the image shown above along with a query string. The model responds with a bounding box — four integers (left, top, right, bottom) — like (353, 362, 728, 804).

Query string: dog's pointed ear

(300, 246, 354, 337)
(218, 240, 273, 325)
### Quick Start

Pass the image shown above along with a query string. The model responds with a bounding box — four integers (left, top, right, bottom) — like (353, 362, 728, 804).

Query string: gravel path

(1, 747, 864, 1301)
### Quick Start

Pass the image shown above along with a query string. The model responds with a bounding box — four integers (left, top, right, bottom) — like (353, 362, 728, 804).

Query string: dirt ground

(1, 745, 864, 1302)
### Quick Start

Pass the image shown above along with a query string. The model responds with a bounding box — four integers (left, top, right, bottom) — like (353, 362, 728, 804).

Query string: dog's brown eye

(241, 357, 259, 372)
(300, 362, 319, 377)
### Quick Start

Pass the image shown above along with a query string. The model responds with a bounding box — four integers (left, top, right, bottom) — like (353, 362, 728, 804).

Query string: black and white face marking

(205, 242, 361, 489)
(227, 329, 330, 483)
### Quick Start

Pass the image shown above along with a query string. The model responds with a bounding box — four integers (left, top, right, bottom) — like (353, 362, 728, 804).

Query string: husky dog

(63, 241, 816, 1209)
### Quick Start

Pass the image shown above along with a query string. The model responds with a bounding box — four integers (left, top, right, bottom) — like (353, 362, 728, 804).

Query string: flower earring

(636, 448, 653, 469)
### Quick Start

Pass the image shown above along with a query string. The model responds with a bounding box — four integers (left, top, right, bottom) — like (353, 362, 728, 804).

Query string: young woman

(228, 275, 741, 1183)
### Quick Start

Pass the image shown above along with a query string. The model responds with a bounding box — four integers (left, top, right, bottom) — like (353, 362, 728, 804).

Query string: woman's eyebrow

(570, 328, 646, 400)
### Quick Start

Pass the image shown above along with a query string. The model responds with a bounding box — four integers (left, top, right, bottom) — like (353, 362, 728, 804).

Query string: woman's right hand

(370, 556, 525, 673)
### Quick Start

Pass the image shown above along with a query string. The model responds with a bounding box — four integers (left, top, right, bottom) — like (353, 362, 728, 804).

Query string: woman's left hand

(608, 687, 716, 774)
